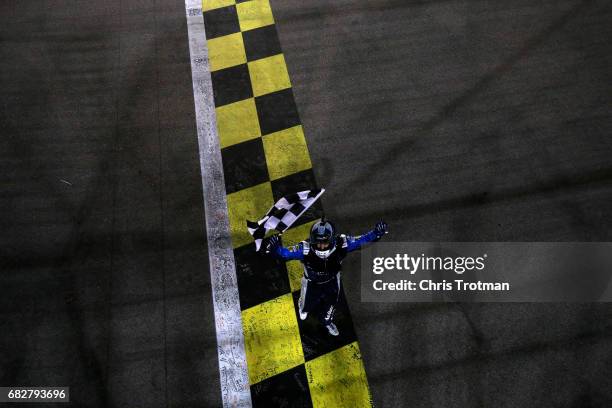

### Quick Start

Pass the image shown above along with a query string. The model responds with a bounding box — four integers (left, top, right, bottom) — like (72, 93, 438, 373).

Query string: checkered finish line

(201, 0, 373, 406)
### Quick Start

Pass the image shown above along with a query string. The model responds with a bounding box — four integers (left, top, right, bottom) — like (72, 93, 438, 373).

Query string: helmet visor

(314, 240, 331, 250)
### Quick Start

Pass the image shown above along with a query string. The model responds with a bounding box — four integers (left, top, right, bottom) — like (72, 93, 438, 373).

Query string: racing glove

(374, 221, 388, 239)
(265, 234, 281, 254)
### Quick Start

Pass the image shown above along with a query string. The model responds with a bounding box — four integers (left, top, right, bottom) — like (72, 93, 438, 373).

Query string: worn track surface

(270, 0, 612, 407)
(0, 1, 221, 407)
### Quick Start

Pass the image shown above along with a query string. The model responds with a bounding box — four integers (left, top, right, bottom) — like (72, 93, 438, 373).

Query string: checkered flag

(247, 189, 325, 251)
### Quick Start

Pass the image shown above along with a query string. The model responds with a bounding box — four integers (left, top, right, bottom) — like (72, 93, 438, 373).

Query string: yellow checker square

(227, 182, 273, 248)
(202, 0, 235, 12)
(281, 221, 312, 247)
(242, 293, 305, 384)
(236, 0, 274, 32)
(281, 222, 312, 291)
(286, 261, 304, 292)
(262, 125, 312, 180)
(207, 32, 247, 72)
(248, 54, 292, 97)
(216, 98, 261, 148)
(306, 342, 373, 408)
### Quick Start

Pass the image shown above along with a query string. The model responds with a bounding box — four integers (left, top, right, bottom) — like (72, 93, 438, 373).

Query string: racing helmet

(310, 219, 336, 258)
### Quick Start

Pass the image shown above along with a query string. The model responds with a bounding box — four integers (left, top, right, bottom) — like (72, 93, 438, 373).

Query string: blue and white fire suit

(272, 229, 382, 326)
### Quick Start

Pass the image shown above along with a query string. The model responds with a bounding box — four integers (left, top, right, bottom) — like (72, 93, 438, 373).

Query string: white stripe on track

(183, 2, 252, 407)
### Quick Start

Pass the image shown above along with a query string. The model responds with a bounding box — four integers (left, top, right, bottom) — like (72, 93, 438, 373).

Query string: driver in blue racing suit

(265, 219, 388, 336)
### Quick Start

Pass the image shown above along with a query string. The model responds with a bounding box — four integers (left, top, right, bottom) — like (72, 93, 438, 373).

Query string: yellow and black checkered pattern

(202, 0, 373, 406)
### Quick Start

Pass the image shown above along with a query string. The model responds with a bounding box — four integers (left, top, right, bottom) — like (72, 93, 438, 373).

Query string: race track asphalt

(1, 1, 221, 406)
(270, 0, 612, 406)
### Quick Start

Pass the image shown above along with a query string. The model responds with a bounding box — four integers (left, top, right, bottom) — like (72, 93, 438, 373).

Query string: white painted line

(183, 2, 252, 407)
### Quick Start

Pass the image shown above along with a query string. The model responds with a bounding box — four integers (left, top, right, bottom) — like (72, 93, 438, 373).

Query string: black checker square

(251, 364, 313, 408)
(271, 169, 322, 226)
(243, 25, 283, 62)
(203, 5, 240, 40)
(255, 88, 301, 136)
(292, 288, 357, 362)
(211, 64, 253, 107)
(221, 138, 269, 194)
(235, 243, 291, 310)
